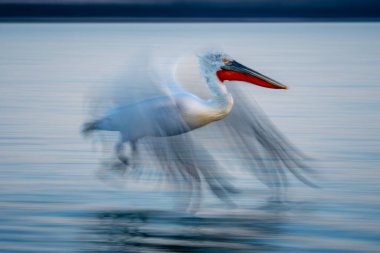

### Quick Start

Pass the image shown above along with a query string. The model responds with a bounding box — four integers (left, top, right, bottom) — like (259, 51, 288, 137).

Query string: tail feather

(82, 120, 102, 135)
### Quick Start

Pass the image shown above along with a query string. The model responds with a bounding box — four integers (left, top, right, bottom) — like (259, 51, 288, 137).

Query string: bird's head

(198, 51, 288, 90)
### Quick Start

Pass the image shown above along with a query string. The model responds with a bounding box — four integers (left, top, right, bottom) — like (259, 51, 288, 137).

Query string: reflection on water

(85, 204, 285, 253)
(1, 22, 380, 252)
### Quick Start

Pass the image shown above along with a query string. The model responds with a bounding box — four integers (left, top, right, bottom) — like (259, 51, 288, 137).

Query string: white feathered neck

(198, 52, 234, 119)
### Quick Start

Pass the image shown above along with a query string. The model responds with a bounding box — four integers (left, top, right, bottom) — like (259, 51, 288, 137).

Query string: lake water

(0, 23, 380, 252)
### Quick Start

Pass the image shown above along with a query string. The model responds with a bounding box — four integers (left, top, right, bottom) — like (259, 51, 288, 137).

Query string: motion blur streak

(1, 23, 380, 252)
(83, 50, 315, 211)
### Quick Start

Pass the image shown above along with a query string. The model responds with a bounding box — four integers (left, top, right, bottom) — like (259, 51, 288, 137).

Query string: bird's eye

(223, 58, 232, 65)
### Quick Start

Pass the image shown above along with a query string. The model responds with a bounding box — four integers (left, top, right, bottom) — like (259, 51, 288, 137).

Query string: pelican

(83, 51, 314, 207)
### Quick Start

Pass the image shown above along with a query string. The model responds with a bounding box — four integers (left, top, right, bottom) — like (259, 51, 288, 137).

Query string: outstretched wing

(209, 85, 316, 189)
(133, 133, 239, 210)
(88, 48, 187, 112)
(148, 50, 186, 96)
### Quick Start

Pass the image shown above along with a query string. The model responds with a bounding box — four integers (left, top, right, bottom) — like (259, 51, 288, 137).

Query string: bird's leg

(115, 142, 129, 166)
(130, 140, 137, 156)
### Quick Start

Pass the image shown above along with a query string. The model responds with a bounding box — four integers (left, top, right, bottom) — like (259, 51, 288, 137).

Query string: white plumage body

(93, 89, 232, 142)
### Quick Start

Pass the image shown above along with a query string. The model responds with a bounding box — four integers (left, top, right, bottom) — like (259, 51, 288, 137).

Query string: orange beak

(217, 60, 288, 90)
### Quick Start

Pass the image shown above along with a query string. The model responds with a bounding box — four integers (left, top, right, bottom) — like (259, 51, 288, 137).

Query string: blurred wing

(88, 49, 237, 207)
(131, 84, 315, 206)
(148, 50, 187, 97)
(211, 85, 316, 189)
(86, 49, 162, 119)
(86, 48, 187, 124)
(134, 133, 238, 210)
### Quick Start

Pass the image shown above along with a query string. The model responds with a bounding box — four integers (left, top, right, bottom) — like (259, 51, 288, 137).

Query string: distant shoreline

(0, 1, 379, 23)
(1, 18, 380, 23)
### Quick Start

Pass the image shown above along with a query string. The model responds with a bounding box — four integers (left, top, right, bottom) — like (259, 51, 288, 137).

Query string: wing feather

(212, 85, 316, 189)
